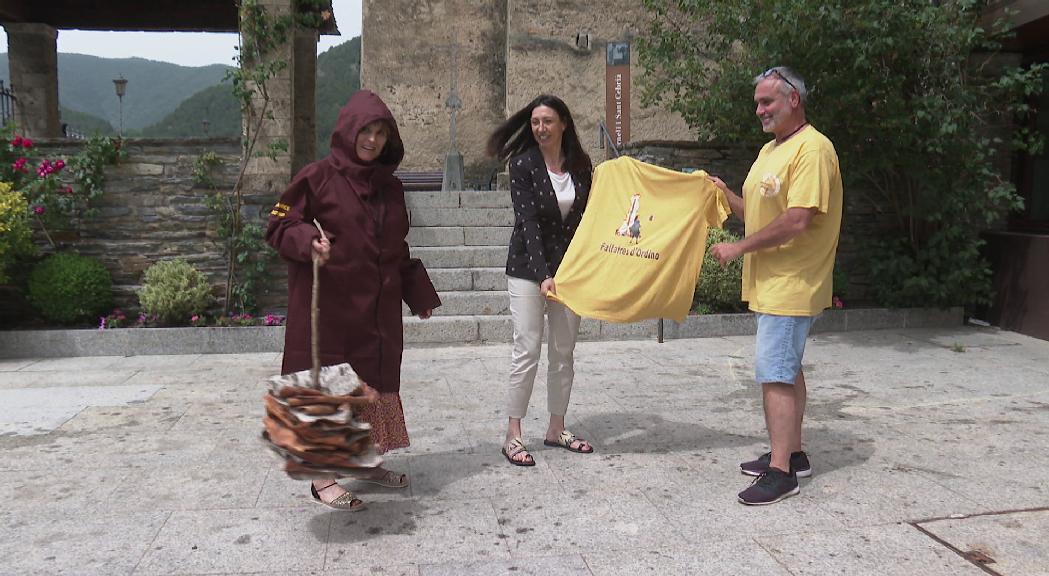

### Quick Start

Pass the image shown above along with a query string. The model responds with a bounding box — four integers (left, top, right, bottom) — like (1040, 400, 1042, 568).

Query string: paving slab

(583, 541, 792, 576)
(135, 507, 330, 575)
(496, 488, 688, 557)
(325, 497, 508, 567)
(0, 509, 170, 575)
(0, 326, 1046, 575)
(420, 554, 590, 576)
(0, 383, 162, 435)
(917, 510, 1049, 576)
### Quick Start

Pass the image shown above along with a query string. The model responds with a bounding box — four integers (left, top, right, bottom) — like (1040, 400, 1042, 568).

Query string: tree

(638, 0, 1048, 308)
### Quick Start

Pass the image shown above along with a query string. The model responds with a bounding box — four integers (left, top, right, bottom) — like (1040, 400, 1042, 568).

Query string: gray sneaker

(740, 451, 811, 478)
(738, 467, 799, 505)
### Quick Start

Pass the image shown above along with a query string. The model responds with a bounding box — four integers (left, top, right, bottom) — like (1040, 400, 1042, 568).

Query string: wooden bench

(395, 170, 444, 191)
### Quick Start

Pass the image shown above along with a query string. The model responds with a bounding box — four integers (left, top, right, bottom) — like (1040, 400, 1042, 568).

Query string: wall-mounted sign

(605, 41, 630, 157)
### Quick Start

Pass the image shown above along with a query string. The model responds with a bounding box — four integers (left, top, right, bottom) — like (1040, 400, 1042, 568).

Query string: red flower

(21, 138, 33, 149)
(32, 205, 45, 215)
(11, 135, 23, 147)
(54, 159, 65, 171)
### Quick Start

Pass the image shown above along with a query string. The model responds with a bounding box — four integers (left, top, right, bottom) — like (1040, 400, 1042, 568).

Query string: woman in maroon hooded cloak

(266, 90, 441, 510)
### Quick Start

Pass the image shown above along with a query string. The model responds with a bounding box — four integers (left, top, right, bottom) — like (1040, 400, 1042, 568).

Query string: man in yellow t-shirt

(709, 66, 843, 506)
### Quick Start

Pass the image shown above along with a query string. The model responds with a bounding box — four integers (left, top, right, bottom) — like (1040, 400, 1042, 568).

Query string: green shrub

(138, 259, 213, 325)
(639, 0, 1048, 308)
(28, 252, 112, 324)
(0, 182, 35, 283)
(694, 227, 745, 314)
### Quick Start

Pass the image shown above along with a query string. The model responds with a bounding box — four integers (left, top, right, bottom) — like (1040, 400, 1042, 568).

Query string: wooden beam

(0, 0, 337, 34)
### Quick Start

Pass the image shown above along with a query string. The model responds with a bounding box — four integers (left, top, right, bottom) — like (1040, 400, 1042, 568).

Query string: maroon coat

(266, 90, 441, 393)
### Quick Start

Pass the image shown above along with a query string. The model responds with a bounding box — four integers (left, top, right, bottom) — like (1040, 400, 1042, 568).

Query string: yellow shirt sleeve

(786, 145, 836, 214)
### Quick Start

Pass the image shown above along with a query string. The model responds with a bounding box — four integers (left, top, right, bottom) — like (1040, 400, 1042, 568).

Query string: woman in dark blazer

(487, 94, 595, 467)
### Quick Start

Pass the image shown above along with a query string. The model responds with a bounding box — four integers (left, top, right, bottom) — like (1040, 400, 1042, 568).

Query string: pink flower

(98, 317, 106, 331)
(32, 205, 45, 215)
(832, 296, 844, 309)
(191, 315, 199, 322)
(21, 138, 32, 148)
(54, 159, 65, 171)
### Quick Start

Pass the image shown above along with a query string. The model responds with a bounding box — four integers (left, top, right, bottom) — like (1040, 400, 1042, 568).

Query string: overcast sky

(0, 0, 361, 67)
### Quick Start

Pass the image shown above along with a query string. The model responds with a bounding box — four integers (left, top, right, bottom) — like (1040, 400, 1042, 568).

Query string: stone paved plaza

(1, 326, 1047, 575)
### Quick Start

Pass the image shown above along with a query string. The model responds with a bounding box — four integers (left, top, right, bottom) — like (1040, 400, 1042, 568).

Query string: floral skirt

(355, 392, 409, 454)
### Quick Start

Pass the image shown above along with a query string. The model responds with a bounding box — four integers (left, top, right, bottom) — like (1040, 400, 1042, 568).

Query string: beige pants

(507, 276, 582, 418)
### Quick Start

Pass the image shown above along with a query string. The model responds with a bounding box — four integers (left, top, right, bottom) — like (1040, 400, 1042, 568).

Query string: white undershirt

(548, 169, 575, 220)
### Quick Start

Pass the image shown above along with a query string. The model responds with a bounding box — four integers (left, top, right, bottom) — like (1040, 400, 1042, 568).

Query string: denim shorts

(754, 313, 815, 385)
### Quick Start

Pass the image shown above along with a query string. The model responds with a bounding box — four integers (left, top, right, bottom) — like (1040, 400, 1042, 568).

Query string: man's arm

(709, 175, 744, 219)
(709, 207, 816, 265)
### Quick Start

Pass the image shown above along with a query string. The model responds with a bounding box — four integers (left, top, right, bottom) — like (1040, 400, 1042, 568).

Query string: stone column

(239, 0, 318, 310)
(4, 23, 61, 139)
(291, 28, 318, 174)
(240, 0, 319, 198)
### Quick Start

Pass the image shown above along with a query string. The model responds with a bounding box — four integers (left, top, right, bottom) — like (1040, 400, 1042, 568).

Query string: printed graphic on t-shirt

(550, 157, 729, 323)
(759, 174, 782, 197)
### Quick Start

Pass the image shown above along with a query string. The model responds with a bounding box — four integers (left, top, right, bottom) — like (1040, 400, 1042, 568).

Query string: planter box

(0, 307, 963, 359)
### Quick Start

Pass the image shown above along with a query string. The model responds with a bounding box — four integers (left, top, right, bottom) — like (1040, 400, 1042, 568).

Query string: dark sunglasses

(761, 68, 798, 93)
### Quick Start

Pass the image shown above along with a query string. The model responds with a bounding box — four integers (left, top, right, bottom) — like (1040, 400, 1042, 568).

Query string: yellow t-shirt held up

(742, 126, 843, 316)
(550, 157, 729, 323)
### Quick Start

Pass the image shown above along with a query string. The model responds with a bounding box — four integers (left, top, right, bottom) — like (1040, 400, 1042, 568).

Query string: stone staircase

(401, 189, 663, 345)
(402, 190, 515, 344)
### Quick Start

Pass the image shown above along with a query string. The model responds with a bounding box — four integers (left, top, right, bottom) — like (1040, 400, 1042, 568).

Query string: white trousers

(506, 276, 582, 418)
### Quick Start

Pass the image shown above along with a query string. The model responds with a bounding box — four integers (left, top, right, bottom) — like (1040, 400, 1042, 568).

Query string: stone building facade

(361, 0, 694, 183)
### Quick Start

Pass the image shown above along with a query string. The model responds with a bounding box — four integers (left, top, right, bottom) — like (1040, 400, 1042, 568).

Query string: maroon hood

(327, 90, 404, 196)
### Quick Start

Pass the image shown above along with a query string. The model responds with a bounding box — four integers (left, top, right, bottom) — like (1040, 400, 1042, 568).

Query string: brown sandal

(355, 468, 409, 489)
(502, 438, 536, 467)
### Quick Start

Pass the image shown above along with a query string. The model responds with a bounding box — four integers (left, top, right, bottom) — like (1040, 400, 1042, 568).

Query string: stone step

(413, 245, 507, 268)
(408, 207, 514, 227)
(427, 267, 507, 291)
(408, 226, 512, 247)
(402, 315, 665, 344)
(405, 190, 511, 209)
(404, 291, 509, 317)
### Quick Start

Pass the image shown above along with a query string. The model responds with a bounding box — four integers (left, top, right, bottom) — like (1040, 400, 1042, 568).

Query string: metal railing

(0, 81, 16, 126)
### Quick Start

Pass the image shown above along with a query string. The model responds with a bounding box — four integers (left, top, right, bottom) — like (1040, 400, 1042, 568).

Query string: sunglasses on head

(761, 68, 798, 93)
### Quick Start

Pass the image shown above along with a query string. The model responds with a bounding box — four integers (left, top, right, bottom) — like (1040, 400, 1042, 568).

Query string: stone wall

(26, 138, 287, 312)
(362, 1, 692, 184)
(505, 1, 692, 166)
(362, 0, 508, 183)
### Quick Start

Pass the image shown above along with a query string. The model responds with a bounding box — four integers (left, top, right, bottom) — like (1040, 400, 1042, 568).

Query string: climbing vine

(211, 0, 327, 314)
(196, 149, 275, 313)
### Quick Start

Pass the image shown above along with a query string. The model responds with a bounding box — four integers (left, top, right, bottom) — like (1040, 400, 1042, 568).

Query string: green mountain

(315, 36, 361, 157)
(59, 107, 115, 137)
(137, 83, 241, 138)
(1, 37, 359, 157)
(137, 37, 360, 156)
(0, 53, 231, 131)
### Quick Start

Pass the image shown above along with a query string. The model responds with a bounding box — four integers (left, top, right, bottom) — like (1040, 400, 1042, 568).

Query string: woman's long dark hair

(486, 94, 593, 183)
